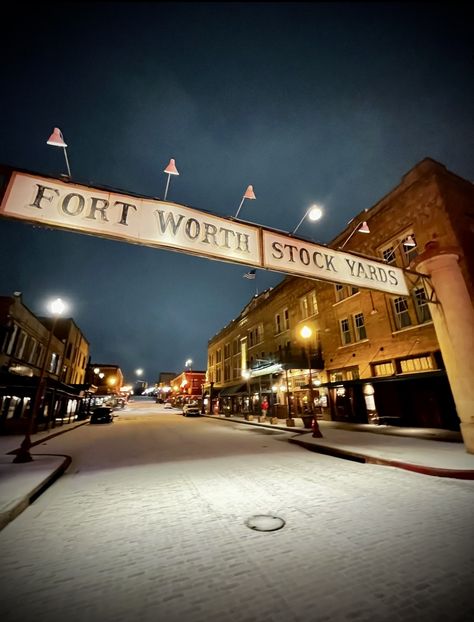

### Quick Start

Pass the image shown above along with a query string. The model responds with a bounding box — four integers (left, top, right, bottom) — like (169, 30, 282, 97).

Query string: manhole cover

(245, 515, 285, 532)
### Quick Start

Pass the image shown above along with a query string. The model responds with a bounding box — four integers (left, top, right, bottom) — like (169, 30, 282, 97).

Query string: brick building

(206, 158, 473, 430)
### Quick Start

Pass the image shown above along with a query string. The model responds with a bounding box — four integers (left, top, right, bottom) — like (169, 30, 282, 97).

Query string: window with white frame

(335, 284, 359, 303)
(216, 349, 222, 363)
(354, 313, 367, 341)
(340, 318, 352, 345)
(275, 313, 281, 334)
(224, 343, 231, 359)
(413, 287, 431, 324)
(300, 289, 318, 318)
(393, 297, 412, 330)
(14, 331, 28, 359)
(382, 246, 396, 264)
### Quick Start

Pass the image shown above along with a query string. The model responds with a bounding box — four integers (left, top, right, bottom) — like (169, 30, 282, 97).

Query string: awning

(219, 383, 248, 396)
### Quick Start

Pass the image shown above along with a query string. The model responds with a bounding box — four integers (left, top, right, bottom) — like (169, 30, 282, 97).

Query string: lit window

(400, 356, 434, 373)
(372, 362, 394, 376)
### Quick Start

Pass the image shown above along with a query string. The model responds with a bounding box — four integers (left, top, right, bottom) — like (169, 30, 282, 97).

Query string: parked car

(90, 407, 114, 424)
(163, 402, 173, 409)
(182, 404, 201, 417)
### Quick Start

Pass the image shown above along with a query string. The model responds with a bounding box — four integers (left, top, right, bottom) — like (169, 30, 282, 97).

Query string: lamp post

(291, 204, 323, 236)
(242, 370, 253, 419)
(13, 297, 66, 463)
(46, 127, 72, 178)
(300, 325, 323, 438)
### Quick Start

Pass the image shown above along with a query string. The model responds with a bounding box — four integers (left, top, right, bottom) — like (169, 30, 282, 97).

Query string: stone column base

(258, 415, 267, 423)
(270, 417, 278, 424)
(244, 414, 254, 421)
(460, 422, 474, 454)
(286, 418, 296, 427)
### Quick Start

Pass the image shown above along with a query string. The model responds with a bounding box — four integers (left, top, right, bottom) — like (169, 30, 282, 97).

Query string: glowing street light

(185, 358, 193, 371)
(291, 204, 323, 236)
(299, 324, 323, 438)
(135, 368, 144, 377)
(13, 297, 67, 463)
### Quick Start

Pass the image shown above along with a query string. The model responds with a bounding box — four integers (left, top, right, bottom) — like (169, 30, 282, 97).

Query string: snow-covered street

(1, 400, 472, 622)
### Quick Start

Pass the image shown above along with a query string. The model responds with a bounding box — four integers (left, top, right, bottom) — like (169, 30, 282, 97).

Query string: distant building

(86, 363, 124, 396)
(169, 370, 206, 405)
(0, 292, 89, 434)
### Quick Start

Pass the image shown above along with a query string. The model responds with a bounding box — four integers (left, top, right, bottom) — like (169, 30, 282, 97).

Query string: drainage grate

(245, 514, 285, 532)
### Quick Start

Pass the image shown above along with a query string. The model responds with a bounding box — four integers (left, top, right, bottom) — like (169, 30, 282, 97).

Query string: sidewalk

(0, 420, 87, 531)
(1, 414, 474, 532)
(204, 413, 474, 479)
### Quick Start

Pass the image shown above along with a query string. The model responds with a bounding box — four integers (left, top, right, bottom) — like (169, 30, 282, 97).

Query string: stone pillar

(415, 242, 474, 453)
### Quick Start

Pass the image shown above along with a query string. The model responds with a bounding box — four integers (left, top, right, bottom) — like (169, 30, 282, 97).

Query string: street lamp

(291, 204, 323, 236)
(185, 358, 193, 371)
(242, 370, 253, 418)
(135, 368, 143, 377)
(235, 185, 256, 219)
(339, 221, 370, 249)
(299, 324, 323, 438)
(13, 297, 66, 463)
(163, 158, 179, 201)
(46, 127, 72, 178)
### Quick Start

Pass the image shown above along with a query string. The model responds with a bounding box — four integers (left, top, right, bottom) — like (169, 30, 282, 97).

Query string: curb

(202, 414, 309, 434)
(6, 420, 89, 455)
(289, 438, 474, 480)
(0, 454, 71, 531)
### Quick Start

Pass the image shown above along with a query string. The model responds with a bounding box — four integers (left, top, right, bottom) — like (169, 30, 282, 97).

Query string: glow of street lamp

(300, 325, 312, 340)
(308, 205, 323, 221)
(135, 368, 143, 376)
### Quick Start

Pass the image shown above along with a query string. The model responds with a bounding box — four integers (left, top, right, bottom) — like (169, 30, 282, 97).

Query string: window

(224, 363, 231, 382)
(335, 284, 359, 303)
(5, 324, 19, 355)
(216, 349, 222, 363)
(14, 331, 28, 359)
(284, 308, 290, 330)
(340, 318, 352, 345)
(399, 356, 434, 373)
(224, 343, 231, 359)
(354, 313, 367, 341)
(300, 296, 309, 318)
(232, 338, 240, 355)
(393, 297, 411, 330)
(413, 287, 431, 324)
(382, 246, 396, 264)
(372, 361, 395, 376)
(49, 352, 59, 374)
(300, 290, 319, 318)
(275, 314, 281, 334)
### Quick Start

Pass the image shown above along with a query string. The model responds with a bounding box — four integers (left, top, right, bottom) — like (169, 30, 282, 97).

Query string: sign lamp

(163, 158, 179, 201)
(235, 185, 256, 219)
(46, 127, 72, 178)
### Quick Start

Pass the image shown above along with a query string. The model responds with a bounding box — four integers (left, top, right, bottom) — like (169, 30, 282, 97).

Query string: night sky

(0, 2, 472, 385)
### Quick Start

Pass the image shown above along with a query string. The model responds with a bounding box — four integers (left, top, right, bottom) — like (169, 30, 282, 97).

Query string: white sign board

(0, 172, 261, 267)
(262, 231, 408, 296)
(1, 171, 409, 296)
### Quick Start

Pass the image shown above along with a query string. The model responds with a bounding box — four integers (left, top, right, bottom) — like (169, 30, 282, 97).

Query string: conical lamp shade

(243, 185, 256, 200)
(403, 235, 416, 248)
(164, 158, 179, 176)
(358, 221, 370, 234)
(47, 128, 67, 148)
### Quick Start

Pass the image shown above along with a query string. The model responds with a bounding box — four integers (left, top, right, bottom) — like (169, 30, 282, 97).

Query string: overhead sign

(263, 231, 408, 295)
(0, 172, 261, 267)
(0, 170, 408, 296)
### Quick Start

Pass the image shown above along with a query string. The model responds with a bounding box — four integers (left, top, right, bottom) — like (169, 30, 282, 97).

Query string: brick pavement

(0, 415, 473, 622)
